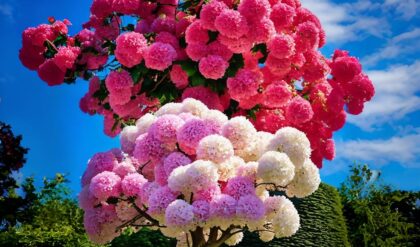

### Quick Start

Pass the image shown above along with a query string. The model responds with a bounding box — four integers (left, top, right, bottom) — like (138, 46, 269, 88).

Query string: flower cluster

(19, 0, 375, 167)
(80, 98, 321, 245)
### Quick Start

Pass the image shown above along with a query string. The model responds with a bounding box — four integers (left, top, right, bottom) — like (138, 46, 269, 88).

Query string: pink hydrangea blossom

(185, 20, 209, 44)
(224, 176, 255, 200)
(268, 34, 295, 59)
(170, 64, 189, 89)
(89, 171, 122, 201)
(209, 194, 237, 218)
(115, 32, 147, 68)
(37, 59, 65, 86)
(215, 9, 249, 39)
(199, 55, 229, 80)
(227, 69, 262, 101)
(163, 152, 192, 176)
(121, 173, 147, 197)
(54, 46, 81, 72)
(200, 0, 228, 31)
(285, 96, 314, 124)
(144, 42, 177, 71)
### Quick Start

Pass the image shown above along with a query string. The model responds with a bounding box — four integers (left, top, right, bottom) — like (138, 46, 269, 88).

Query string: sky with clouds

(0, 0, 419, 194)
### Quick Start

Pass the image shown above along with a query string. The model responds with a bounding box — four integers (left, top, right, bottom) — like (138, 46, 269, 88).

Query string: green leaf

(180, 61, 198, 77)
(190, 74, 206, 87)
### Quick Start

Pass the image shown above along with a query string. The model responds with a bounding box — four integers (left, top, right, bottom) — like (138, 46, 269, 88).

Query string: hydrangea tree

(19, 0, 375, 246)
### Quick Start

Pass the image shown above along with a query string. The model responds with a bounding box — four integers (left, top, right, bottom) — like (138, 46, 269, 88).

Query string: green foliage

(0, 174, 98, 247)
(237, 183, 350, 247)
(339, 163, 420, 247)
(110, 228, 176, 247)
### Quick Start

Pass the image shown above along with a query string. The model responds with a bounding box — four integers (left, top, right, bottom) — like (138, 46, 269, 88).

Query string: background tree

(339, 163, 420, 246)
(0, 121, 36, 229)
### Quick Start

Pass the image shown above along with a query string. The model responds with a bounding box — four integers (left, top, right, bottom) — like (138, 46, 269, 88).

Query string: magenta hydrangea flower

(185, 20, 209, 44)
(285, 96, 314, 125)
(115, 32, 147, 68)
(199, 55, 229, 80)
(121, 173, 148, 197)
(186, 43, 208, 61)
(268, 33, 295, 59)
(200, 0, 228, 31)
(89, 171, 122, 201)
(144, 42, 177, 71)
(227, 69, 262, 101)
(208, 40, 233, 61)
(270, 3, 296, 32)
(170, 64, 189, 89)
(37, 59, 65, 86)
(215, 9, 248, 39)
(262, 80, 292, 108)
(238, 0, 271, 22)
(53, 46, 81, 72)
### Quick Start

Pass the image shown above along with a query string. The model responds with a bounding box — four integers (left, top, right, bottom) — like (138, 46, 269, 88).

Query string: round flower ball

(144, 42, 177, 71)
(165, 199, 195, 229)
(285, 96, 314, 125)
(271, 197, 300, 238)
(89, 171, 122, 201)
(286, 159, 321, 198)
(257, 151, 295, 187)
(266, 127, 311, 168)
(196, 135, 234, 163)
(222, 116, 257, 150)
(214, 9, 248, 39)
(115, 32, 147, 68)
(199, 55, 229, 80)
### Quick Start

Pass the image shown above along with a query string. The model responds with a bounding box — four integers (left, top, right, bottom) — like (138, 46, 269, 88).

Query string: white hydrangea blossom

(271, 197, 300, 238)
(216, 156, 245, 182)
(222, 116, 257, 150)
(266, 127, 311, 168)
(202, 109, 228, 125)
(165, 200, 195, 231)
(168, 165, 190, 194)
(181, 98, 209, 117)
(286, 159, 321, 198)
(236, 161, 258, 179)
(257, 151, 295, 187)
(155, 102, 183, 116)
(168, 161, 219, 194)
(135, 113, 156, 134)
(197, 135, 234, 163)
(187, 160, 219, 193)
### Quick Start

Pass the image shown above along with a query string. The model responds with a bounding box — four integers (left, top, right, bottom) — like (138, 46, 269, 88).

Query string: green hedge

(237, 183, 350, 247)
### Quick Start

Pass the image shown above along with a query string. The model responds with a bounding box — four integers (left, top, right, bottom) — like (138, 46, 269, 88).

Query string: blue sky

(0, 0, 419, 194)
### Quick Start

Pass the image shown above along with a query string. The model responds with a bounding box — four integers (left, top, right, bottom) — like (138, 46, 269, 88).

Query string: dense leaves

(339, 164, 420, 246)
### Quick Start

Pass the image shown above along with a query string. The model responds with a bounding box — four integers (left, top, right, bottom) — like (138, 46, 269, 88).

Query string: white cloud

(348, 60, 420, 130)
(363, 28, 420, 66)
(384, 0, 419, 20)
(301, 0, 390, 43)
(0, 3, 13, 20)
(335, 131, 420, 168)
